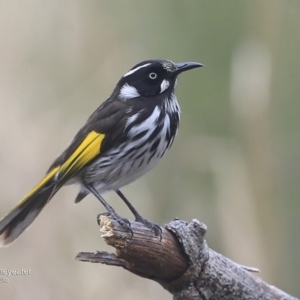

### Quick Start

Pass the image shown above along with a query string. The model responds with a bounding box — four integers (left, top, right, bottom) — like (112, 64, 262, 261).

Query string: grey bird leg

(84, 183, 133, 237)
(116, 189, 162, 239)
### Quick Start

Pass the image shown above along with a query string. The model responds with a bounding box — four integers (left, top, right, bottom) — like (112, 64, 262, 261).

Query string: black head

(114, 59, 203, 100)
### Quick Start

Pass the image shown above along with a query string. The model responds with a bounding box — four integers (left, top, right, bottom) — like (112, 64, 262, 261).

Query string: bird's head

(114, 59, 203, 101)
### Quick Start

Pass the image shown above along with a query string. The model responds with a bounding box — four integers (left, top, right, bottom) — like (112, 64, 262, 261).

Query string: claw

(96, 212, 110, 225)
(152, 225, 163, 241)
(117, 217, 133, 238)
(135, 216, 162, 241)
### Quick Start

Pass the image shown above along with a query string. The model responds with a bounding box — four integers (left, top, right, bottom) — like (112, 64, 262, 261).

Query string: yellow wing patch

(58, 131, 105, 180)
(17, 166, 60, 206)
(16, 131, 105, 206)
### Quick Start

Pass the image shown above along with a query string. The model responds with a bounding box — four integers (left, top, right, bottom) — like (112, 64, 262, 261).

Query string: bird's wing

(47, 99, 130, 186)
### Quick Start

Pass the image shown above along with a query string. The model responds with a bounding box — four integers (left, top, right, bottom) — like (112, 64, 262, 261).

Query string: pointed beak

(173, 62, 204, 75)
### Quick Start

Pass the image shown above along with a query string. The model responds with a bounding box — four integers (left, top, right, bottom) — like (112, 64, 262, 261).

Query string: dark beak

(173, 62, 204, 75)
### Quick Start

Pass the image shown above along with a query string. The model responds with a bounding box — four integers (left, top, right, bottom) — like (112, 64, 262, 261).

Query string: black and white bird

(0, 59, 203, 246)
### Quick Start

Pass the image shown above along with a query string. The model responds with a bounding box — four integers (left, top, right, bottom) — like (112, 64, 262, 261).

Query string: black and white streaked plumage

(0, 59, 203, 246)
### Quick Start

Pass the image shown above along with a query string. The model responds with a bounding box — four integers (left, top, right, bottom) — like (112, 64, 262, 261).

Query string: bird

(0, 59, 203, 246)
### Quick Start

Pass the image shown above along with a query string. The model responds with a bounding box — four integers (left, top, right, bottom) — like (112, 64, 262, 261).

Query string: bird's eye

(149, 72, 157, 79)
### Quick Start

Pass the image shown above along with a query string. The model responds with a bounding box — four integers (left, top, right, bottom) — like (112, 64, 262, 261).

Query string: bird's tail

(0, 166, 60, 246)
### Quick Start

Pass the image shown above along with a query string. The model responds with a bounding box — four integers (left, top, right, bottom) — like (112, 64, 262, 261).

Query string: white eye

(149, 72, 157, 79)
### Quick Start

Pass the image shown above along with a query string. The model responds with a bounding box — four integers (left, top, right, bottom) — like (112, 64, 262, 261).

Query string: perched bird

(0, 59, 203, 246)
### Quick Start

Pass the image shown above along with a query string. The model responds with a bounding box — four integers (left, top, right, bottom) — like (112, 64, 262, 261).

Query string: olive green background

(0, 1, 299, 299)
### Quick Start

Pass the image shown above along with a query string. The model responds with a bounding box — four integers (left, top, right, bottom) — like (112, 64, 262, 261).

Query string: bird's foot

(135, 215, 162, 240)
(97, 212, 133, 238)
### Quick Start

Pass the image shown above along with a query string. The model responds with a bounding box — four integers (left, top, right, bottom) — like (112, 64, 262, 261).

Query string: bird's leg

(84, 183, 133, 237)
(116, 189, 162, 239)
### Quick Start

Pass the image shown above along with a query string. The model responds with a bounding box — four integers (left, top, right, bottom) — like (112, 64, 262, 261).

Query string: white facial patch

(119, 83, 140, 101)
(123, 63, 151, 77)
(160, 79, 170, 93)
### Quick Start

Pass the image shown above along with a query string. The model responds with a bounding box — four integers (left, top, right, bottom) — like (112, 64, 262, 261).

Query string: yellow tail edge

(0, 166, 60, 246)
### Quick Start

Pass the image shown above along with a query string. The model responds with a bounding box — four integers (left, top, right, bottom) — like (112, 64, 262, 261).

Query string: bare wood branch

(75, 215, 298, 300)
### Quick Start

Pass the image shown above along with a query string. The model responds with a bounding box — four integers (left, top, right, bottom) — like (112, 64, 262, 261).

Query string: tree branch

(75, 215, 298, 300)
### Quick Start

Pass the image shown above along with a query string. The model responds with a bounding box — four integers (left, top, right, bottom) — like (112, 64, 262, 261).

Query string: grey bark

(75, 215, 298, 300)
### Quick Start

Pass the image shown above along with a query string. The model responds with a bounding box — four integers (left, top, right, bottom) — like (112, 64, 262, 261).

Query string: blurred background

(0, 0, 299, 299)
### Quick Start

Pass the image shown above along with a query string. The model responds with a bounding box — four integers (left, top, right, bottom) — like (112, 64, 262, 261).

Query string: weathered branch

(75, 215, 298, 300)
